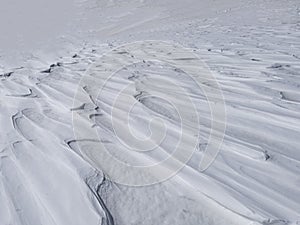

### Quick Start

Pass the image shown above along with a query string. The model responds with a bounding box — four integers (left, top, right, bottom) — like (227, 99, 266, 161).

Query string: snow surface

(0, 0, 300, 224)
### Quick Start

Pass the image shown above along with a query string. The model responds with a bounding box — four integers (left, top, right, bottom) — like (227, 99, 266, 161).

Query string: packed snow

(0, 0, 300, 225)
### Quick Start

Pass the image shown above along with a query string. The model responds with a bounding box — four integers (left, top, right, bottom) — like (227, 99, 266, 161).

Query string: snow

(0, 0, 300, 224)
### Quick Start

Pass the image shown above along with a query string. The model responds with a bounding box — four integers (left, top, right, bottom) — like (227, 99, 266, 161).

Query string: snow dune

(0, 0, 300, 224)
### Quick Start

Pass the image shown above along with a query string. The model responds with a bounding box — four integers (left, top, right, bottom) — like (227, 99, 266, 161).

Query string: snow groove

(86, 173, 115, 225)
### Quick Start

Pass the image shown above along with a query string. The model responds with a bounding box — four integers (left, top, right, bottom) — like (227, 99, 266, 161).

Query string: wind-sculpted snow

(0, 0, 300, 225)
(72, 41, 226, 186)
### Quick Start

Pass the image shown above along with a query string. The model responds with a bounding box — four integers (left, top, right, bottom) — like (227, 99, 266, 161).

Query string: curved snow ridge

(1, 0, 300, 223)
(1, 35, 300, 224)
(80, 42, 300, 219)
(0, 56, 109, 225)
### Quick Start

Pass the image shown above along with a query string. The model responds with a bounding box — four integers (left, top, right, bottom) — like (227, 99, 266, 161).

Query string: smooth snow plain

(0, 0, 300, 225)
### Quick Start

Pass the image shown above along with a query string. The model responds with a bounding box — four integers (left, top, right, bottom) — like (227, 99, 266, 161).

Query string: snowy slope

(0, 0, 300, 225)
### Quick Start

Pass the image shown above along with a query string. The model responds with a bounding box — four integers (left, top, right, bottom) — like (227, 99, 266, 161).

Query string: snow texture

(0, 0, 300, 224)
